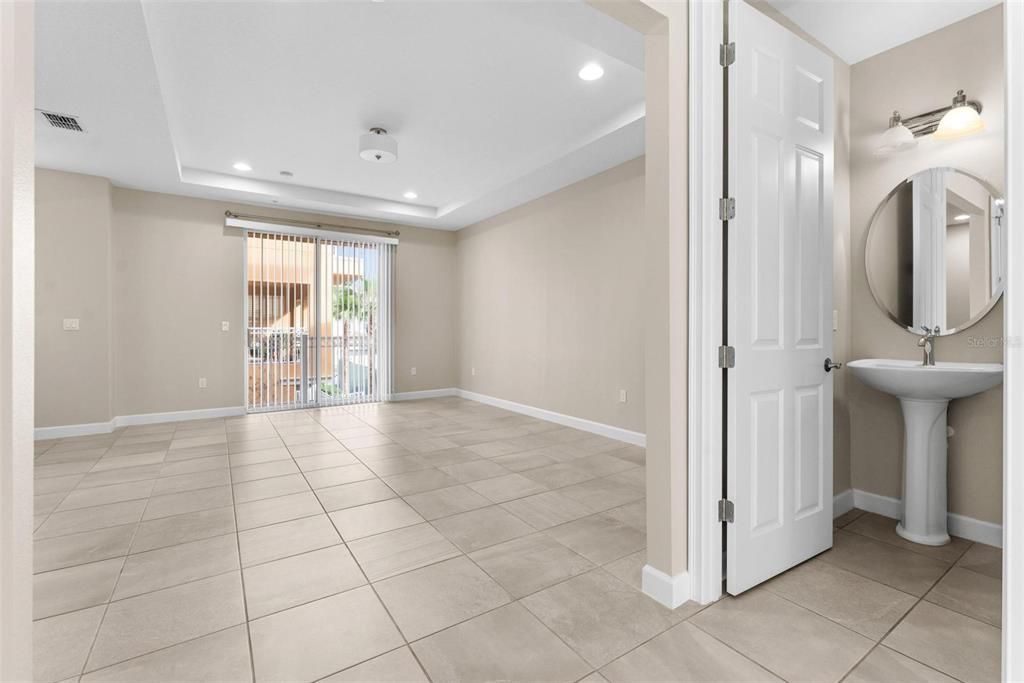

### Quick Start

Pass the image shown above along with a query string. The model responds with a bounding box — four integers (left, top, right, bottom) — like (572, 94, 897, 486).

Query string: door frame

(686, 0, 726, 606)
(687, 0, 1024, 675)
(1002, 1, 1023, 677)
(237, 220, 398, 413)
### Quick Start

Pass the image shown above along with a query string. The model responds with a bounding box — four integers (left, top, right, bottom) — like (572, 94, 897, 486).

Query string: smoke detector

(359, 127, 397, 163)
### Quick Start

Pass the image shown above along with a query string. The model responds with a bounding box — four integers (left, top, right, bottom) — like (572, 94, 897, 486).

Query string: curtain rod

(223, 210, 401, 238)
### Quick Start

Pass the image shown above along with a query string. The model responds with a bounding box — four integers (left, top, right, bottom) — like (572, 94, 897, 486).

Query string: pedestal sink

(848, 359, 1003, 545)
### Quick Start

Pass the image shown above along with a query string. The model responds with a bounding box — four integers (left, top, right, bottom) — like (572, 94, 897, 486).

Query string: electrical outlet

(198, 377, 207, 389)
(471, 367, 477, 376)
(619, 389, 628, 403)
(410, 367, 417, 376)
(62, 318, 80, 331)
(221, 321, 230, 332)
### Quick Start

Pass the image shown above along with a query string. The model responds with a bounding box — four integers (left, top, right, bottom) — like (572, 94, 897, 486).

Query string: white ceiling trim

(36, 0, 646, 231)
(180, 168, 438, 220)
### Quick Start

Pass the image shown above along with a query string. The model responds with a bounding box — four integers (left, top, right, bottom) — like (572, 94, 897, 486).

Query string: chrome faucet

(917, 325, 940, 366)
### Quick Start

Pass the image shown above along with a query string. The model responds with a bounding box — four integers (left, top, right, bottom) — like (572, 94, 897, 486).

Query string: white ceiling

(764, 0, 1002, 64)
(35, 1, 644, 230)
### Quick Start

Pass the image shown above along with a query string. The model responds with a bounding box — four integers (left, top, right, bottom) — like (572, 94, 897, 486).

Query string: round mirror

(865, 168, 1005, 336)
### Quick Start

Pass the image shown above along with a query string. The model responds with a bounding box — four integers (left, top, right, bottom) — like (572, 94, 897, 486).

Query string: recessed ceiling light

(954, 213, 970, 221)
(233, 161, 252, 172)
(578, 63, 604, 81)
(403, 191, 418, 200)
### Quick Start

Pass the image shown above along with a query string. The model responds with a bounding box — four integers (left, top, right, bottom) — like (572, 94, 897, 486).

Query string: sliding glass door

(246, 230, 394, 412)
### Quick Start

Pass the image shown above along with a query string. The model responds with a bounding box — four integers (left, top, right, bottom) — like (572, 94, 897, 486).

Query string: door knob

(824, 358, 842, 373)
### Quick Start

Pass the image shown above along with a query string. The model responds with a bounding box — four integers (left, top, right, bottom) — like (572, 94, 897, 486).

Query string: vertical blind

(243, 227, 395, 412)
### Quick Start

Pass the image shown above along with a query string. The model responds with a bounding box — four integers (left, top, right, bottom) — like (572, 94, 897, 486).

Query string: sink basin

(847, 359, 1004, 400)
(849, 358, 1003, 546)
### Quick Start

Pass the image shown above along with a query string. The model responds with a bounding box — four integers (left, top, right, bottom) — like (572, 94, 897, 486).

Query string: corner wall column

(0, 1, 35, 679)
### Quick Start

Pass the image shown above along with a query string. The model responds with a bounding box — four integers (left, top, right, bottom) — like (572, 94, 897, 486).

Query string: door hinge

(718, 345, 735, 369)
(719, 197, 736, 221)
(720, 42, 736, 67)
(718, 499, 735, 523)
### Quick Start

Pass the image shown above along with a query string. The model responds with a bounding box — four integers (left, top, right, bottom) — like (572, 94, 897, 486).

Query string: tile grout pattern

(33, 397, 1001, 683)
(794, 508, 988, 682)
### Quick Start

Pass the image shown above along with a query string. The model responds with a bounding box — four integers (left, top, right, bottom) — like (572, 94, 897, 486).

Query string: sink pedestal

(896, 398, 950, 546)
(848, 358, 1002, 547)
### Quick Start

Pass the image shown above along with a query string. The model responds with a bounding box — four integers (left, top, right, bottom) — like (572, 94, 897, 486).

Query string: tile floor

(32, 397, 1002, 682)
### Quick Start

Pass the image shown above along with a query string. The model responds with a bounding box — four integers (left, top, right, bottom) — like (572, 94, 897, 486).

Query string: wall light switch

(619, 389, 628, 403)
(471, 367, 477, 376)
(410, 367, 417, 376)
(62, 318, 80, 331)
(833, 310, 839, 332)
(221, 321, 230, 332)
(198, 377, 207, 389)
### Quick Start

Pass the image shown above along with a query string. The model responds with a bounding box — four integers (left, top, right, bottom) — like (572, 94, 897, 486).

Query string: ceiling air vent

(37, 110, 84, 133)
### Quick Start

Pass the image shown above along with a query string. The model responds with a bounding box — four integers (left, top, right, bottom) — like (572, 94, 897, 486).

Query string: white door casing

(727, 1, 835, 595)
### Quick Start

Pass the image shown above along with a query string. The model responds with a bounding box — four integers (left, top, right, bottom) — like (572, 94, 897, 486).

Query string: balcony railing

(246, 327, 377, 410)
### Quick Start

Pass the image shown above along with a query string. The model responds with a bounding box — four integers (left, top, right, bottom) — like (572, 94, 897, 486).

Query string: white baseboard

(833, 488, 855, 518)
(849, 489, 902, 520)
(834, 488, 1003, 548)
(392, 388, 459, 401)
(642, 564, 691, 608)
(455, 389, 646, 447)
(34, 420, 115, 440)
(948, 513, 1002, 548)
(35, 387, 647, 451)
(114, 406, 245, 428)
(35, 406, 245, 441)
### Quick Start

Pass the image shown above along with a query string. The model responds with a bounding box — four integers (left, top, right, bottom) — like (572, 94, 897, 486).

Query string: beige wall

(394, 227, 458, 393)
(588, 0, 689, 583)
(110, 189, 245, 416)
(35, 171, 458, 426)
(640, 2, 689, 580)
(849, 6, 1004, 523)
(456, 157, 645, 433)
(35, 169, 113, 426)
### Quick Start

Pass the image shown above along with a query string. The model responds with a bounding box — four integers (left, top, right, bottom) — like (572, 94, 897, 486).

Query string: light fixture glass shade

(359, 128, 398, 163)
(934, 106, 985, 140)
(875, 111, 917, 155)
(934, 89, 985, 140)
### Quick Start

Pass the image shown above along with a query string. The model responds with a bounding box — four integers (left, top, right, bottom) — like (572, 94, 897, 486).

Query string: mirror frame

(864, 167, 1005, 336)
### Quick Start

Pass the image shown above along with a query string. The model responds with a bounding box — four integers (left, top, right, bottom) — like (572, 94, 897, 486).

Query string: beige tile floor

(32, 397, 1002, 682)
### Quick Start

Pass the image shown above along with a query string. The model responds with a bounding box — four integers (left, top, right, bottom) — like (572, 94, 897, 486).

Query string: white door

(727, 1, 835, 595)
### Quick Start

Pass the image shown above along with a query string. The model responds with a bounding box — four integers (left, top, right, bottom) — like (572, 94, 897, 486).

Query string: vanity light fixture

(876, 89, 984, 154)
(876, 111, 917, 155)
(953, 213, 970, 222)
(934, 89, 985, 140)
